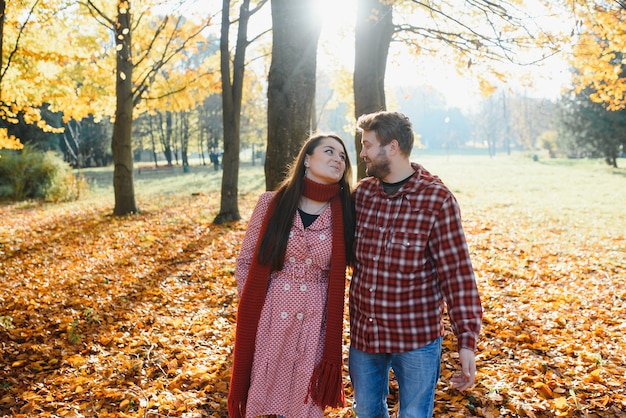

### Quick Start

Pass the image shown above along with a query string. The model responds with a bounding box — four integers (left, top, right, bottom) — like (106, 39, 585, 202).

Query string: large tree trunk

(112, 1, 138, 215)
(214, 0, 254, 224)
(265, 0, 322, 190)
(354, 0, 393, 179)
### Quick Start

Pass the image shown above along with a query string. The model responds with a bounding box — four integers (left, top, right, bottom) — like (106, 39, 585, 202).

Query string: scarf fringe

(306, 360, 345, 408)
(228, 398, 245, 418)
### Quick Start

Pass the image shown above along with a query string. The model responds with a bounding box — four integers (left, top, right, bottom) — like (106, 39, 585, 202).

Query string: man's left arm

(450, 348, 476, 390)
(430, 194, 483, 386)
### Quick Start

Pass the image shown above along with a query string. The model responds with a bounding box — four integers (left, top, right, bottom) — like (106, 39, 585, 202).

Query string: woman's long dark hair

(258, 133, 355, 271)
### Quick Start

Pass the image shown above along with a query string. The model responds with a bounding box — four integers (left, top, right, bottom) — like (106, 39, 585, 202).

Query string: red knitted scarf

(228, 177, 346, 418)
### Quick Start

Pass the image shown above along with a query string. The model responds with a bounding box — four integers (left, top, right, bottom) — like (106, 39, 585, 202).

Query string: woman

(228, 133, 354, 418)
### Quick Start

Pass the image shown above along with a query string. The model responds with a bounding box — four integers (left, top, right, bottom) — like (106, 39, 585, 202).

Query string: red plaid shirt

(350, 163, 482, 353)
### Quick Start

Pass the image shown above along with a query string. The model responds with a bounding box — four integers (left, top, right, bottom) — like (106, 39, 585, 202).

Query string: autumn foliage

(1, 158, 625, 417)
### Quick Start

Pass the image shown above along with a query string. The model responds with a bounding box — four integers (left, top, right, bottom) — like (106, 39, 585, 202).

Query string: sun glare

(311, 0, 569, 111)
(313, 0, 357, 24)
(315, 0, 357, 67)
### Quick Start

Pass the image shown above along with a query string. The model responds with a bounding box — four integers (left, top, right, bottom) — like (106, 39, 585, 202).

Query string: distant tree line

(3, 80, 624, 169)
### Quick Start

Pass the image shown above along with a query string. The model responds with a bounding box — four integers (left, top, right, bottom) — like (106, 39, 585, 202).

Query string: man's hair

(357, 111, 414, 156)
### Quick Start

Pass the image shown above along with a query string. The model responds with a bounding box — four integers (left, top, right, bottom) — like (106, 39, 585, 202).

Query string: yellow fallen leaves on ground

(1, 183, 624, 417)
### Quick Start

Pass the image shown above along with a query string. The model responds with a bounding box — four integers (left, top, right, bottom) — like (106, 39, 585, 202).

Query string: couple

(228, 110, 483, 418)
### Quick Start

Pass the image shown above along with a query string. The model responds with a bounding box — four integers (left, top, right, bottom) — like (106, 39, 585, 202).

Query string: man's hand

(450, 348, 476, 391)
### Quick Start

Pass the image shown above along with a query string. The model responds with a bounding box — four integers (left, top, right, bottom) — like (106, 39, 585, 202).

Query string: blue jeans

(349, 337, 442, 418)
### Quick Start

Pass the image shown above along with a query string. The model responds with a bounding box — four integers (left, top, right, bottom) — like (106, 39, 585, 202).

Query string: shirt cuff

(458, 332, 478, 352)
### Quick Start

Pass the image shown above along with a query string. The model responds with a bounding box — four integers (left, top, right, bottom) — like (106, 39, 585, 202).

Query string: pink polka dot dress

(235, 192, 336, 418)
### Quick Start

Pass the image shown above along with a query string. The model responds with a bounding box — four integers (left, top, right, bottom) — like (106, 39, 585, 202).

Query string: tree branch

(1, 0, 40, 84)
(82, 0, 115, 29)
(132, 16, 211, 107)
(405, 0, 562, 66)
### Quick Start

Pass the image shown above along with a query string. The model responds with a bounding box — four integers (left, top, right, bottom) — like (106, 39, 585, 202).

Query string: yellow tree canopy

(568, 2, 626, 110)
(0, 129, 23, 150)
(1, 0, 221, 149)
(0, 0, 77, 141)
(83, 0, 221, 119)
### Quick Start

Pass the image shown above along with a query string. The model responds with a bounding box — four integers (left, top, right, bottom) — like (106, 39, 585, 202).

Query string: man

(349, 110, 483, 418)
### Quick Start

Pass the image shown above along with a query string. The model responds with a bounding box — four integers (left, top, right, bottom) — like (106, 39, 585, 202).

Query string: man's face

(360, 130, 390, 179)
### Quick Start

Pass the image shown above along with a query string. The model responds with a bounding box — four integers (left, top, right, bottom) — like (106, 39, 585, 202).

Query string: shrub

(0, 146, 88, 202)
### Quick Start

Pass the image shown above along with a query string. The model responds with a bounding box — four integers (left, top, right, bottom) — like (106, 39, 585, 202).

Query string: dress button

(284, 284, 291, 291)
(405, 241, 410, 246)
(373, 256, 378, 261)
(280, 312, 288, 319)
(296, 313, 304, 320)
(305, 258, 312, 265)
(300, 284, 307, 292)
(319, 234, 326, 240)
(289, 257, 295, 263)
(368, 318, 373, 322)
(369, 287, 374, 292)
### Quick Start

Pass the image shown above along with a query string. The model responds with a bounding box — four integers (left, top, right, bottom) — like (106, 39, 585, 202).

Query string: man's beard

(365, 149, 391, 179)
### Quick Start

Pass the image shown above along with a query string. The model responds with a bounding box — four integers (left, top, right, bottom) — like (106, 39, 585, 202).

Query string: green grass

(78, 162, 266, 204)
(411, 154, 625, 276)
(78, 154, 624, 231)
(415, 153, 625, 232)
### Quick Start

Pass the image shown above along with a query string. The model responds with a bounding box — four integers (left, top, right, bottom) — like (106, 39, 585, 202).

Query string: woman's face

(304, 137, 347, 184)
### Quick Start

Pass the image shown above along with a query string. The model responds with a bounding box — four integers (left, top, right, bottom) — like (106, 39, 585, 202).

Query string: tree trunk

(180, 111, 189, 168)
(354, 0, 393, 179)
(164, 111, 173, 165)
(148, 114, 158, 167)
(0, 0, 5, 98)
(215, 0, 264, 222)
(112, 1, 138, 215)
(214, 0, 253, 224)
(265, 0, 322, 190)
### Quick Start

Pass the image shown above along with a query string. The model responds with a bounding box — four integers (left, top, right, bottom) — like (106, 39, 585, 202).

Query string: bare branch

(404, 0, 562, 66)
(247, 27, 270, 45)
(250, 0, 269, 15)
(1, 0, 41, 85)
(82, 0, 115, 29)
(143, 71, 217, 102)
(132, 16, 211, 107)
(134, 15, 171, 69)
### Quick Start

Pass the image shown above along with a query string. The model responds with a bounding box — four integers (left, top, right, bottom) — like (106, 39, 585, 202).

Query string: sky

(313, 0, 572, 111)
(183, 0, 573, 111)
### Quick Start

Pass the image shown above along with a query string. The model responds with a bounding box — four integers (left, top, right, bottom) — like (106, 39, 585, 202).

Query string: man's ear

(388, 139, 400, 155)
